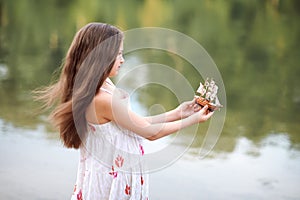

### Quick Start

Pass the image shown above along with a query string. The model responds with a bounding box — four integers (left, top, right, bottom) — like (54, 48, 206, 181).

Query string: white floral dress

(71, 121, 149, 200)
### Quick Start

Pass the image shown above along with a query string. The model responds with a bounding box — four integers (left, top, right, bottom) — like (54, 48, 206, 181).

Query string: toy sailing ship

(195, 78, 223, 111)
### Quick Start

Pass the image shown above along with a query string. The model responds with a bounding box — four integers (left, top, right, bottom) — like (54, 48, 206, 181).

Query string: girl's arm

(95, 95, 213, 141)
(144, 99, 201, 124)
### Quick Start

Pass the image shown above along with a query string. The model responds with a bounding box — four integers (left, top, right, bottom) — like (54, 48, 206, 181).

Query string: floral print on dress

(77, 189, 82, 200)
(73, 184, 77, 193)
(125, 184, 131, 195)
(139, 144, 144, 156)
(141, 176, 144, 185)
(115, 155, 124, 168)
(109, 166, 118, 178)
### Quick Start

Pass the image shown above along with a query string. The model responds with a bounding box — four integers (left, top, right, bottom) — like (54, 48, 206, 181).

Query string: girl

(36, 23, 213, 200)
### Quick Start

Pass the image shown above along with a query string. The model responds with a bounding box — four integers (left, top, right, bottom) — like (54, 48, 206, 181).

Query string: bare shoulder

(85, 91, 113, 124)
(87, 88, 129, 124)
(94, 91, 113, 113)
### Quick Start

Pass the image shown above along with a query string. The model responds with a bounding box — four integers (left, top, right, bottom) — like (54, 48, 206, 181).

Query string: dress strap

(105, 79, 114, 86)
(100, 88, 113, 95)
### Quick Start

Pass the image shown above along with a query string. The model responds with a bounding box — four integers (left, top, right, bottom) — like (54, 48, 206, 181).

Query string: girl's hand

(189, 105, 214, 123)
(175, 98, 201, 119)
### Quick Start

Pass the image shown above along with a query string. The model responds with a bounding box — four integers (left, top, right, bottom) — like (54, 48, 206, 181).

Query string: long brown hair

(35, 23, 123, 149)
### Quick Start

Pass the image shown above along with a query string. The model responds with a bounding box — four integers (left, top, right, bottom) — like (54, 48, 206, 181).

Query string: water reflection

(0, 119, 78, 199)
(151, 134, 300, 199)
(1, 119, 299, 199)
